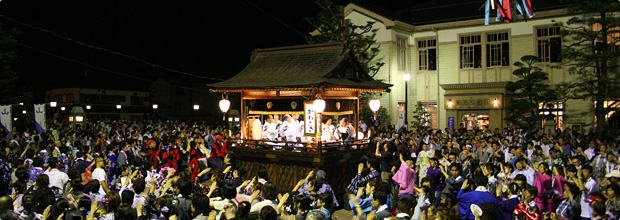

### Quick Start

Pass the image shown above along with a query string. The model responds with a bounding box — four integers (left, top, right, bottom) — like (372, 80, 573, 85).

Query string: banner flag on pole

(396, 111, 404, 131)
(34, 104, 46, 133)
(0, 105, 12, 136)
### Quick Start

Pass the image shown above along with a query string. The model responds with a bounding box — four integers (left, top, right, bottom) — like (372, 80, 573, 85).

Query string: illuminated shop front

(442, 82, 507, 131)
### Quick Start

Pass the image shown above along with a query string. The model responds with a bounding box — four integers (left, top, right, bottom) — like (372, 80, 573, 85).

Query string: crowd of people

(348, 125, 619, 220)
(0, 116, 617, 220)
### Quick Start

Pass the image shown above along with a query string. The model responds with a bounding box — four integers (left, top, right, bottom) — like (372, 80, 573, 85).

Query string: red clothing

(211, 142, 228, 159)
(513, 201, 540, 220)
(146, 149, 158, 167)
(156, 148, 181, 170)
(189, 149, 206, 181)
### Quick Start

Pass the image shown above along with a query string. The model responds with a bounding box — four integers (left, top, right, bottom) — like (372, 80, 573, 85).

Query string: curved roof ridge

(254, 42, 344, 53)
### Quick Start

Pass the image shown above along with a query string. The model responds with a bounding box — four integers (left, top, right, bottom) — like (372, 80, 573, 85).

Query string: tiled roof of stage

(207, 42, 392, 92)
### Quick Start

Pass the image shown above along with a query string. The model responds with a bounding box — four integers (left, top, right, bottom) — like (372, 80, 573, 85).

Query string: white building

(344, 1, 595, 131)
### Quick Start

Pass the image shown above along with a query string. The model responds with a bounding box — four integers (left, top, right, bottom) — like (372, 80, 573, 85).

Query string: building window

(486, 32, 510, 67)
(536, 26, 561, 63)
(592, 23, 620, 52)
(539, 102, 564, 129)
(592, 101, 620, 125)
(418, 39, 437, 71)
(397, 37, 407, 71)
(423, 103, 438, 129)
(460, 35, 482, 69)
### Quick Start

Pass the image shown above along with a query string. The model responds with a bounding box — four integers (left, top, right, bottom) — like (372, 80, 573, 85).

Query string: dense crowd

(0, 117, 617, 220)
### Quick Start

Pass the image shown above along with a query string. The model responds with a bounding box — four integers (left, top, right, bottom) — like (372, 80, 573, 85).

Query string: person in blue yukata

(457, 176, 497, 220)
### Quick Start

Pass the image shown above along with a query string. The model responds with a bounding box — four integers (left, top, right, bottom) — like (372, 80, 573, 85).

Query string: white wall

(347, 5, 591, 130)
(346, 11, 392, 43)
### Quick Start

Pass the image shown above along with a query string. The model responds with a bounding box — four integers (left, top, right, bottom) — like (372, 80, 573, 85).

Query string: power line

(17, 42, 212, 93)
(242, 0, 307, 37)
(0, 14, 223, 82)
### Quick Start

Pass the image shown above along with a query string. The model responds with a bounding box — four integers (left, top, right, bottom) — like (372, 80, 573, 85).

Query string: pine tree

(305, 0, 389, 126)
(304, 0, 384, 77)
(505, 55, 564, 131)
(411, 101, 429, 130)
(557, 0, 620, 138)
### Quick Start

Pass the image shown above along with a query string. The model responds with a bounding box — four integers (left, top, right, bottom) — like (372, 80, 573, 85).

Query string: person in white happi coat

(262, 115, 278, 140)
(296, 120, 305, 142)
(321, 117, 337, 142)
(279, 115, 297, 142)
(334, 117, 355, 141)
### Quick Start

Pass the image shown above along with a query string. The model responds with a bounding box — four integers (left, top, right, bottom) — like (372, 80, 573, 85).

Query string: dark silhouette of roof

(207, 42, 392, 91)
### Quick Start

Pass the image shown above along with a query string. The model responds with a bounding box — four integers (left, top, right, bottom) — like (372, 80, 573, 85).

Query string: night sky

(0, 0, 415, 102)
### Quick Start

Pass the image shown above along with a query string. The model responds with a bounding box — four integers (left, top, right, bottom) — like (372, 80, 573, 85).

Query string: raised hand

(306, 170, 315, 180)
(461, 179, 469, 189)
(43, 205, 52, 220)
(358, 163, 364, 173)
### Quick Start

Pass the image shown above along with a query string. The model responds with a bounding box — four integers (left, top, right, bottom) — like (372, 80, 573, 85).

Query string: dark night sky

(0, 0, 415, 102)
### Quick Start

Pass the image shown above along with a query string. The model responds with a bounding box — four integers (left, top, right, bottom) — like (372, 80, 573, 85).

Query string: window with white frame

(418, 39, 437, 71)
(486, 32, 510, 67)
(460, 35, 482, 69)
(536, 26, 562, 63)
(397, 37, 407, 71)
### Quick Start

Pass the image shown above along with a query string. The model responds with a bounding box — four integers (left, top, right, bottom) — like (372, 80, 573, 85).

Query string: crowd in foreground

(0, 117, 617, 220)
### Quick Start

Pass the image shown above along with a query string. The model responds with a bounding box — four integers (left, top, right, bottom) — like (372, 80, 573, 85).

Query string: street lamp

(403, 73, 410, 127)
(86, 105, 91, 110)
(152, 104, 158, 109)
(193, 104, 200, 110)
(21, 110, 26, 115)
(50, 102, 57, 107)
(61, 107, 66, 111)
(116, 105, 122, 109)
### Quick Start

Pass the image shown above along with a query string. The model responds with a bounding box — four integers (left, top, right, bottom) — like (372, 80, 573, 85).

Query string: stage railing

(228, 138, 371, 157)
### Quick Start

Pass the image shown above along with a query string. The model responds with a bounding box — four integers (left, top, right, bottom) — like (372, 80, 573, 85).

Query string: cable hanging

(17, 42, 212, 93)
(0, 13, 224, 82)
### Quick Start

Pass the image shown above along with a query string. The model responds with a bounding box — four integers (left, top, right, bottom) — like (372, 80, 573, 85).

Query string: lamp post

(193, 104, 200, 124)
(403, 73, 410, 128)
(152, 104, 158, 119)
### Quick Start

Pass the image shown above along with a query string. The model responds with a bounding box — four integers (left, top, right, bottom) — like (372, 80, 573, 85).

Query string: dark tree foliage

(304, 0, 384, 78)
(557, 0, 620, 138)
(0, 23, 24, 105)
(410, 101, 429, 131)
(505, 55, 563, 131)
(305, 0, 389, 125)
